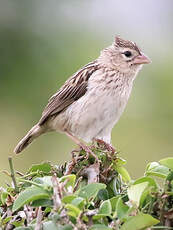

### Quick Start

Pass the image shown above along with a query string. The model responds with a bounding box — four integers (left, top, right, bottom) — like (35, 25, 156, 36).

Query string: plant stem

(8, 157, 18, 193)
(17, 178, 44, 188)
(35, 207, 43, 230)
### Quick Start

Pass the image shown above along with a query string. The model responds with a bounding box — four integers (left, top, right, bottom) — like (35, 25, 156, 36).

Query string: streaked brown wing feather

(39, 61, 98, 125)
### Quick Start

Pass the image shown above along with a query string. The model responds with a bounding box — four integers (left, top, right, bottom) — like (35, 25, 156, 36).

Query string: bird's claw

(79, 144, 100, 163)
(94, 138, 115, 154)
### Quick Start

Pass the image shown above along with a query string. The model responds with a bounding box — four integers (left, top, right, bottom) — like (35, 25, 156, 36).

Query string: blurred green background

(0, 0, 173, 185)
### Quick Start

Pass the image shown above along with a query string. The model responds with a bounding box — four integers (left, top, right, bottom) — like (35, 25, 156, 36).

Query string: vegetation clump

(0, 145, 173, 229)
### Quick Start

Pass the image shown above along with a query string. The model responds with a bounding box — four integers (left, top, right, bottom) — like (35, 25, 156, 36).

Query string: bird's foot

(79, 143, 100, 163)
(65, 131, 100, 163)
(94, 138, 115, 154)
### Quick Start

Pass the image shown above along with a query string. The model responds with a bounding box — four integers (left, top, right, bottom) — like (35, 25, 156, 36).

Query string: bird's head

(99, 36, 151, 76)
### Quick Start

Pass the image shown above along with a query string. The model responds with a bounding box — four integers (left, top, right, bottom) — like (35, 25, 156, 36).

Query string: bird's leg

(65, 131, 99, 162)
(94, 138, 115, 154)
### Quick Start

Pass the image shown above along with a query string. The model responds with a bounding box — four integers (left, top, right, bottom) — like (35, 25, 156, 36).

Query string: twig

(102, 164, 113, 177)
(8, 157, 18, 193)
(35, 207, 43, 230)
(1, 211, 7, 219)
(24, 205, 33, 224)
(51, 174, 62, 211)
(74, 176, 83, 192)
(16, 170, 24, 176)
(82, 163, 100, 184)
(85, 210, 97, 227)
(1, 170, 11, 177)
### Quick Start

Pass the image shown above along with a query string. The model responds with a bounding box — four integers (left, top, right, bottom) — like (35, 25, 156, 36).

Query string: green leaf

(133, 176, 158, 206)
(65, 204, 81, 218)
(145, 162, 170, 178)
(42, 221, 73, 230)
(110, 177, 121, 195)
(92, 214, 107, 220)
(34, 176, 52, 187)
(1, 191, 8, 205)
(59, 174, 76, 188)
(90, 224, 112, 230)
(2, 216, 12, 224)
(116, 166, 131, 183)
(98, 189, 109, 200)
(34, 174, 76, 190)
(159, 157, 173, 171)
(114, 157, 127, 167)
(133, 176, 158, 190)
(15, 227, 33, 230)
(116, 198, 129, 220)
(120, 213, 159, 230)
(151, 227, 173, 229)
(32, 198, 53, 207)
(28, 162, 51, 173)
(71, 197, 85, 209)
(12, 186, 50, 212)
(166, 171, 173, 182)
(98, 200, 112, 215)
(49, 213, 60, 222)
(58, 225, 73, 230)
(11, 218, 25, 227)
(62, 195, 77, 204)
(42, 221, 58, 230)
(127, 182, 149, 207)
(110, 196, 120, 211)
(93, 200, 112, 220)
(78, 183, 106, 200)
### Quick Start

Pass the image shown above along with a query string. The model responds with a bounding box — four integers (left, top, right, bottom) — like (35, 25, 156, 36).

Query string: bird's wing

(39, 61, 99, 125)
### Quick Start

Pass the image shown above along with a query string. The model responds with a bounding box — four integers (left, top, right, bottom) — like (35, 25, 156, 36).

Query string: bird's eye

(123, 51, 132, 58)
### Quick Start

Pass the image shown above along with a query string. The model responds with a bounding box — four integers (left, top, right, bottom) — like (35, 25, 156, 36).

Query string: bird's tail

(14, 124, 44, 154)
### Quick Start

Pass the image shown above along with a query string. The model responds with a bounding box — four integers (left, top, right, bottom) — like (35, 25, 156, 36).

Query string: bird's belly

(62, 88, 130, 142)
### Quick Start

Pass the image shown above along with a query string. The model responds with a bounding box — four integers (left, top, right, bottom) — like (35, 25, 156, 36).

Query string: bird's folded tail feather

(14, 124, 43, 154)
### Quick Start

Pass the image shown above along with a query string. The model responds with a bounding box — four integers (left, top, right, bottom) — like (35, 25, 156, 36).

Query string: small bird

(14, 36, 150, 156)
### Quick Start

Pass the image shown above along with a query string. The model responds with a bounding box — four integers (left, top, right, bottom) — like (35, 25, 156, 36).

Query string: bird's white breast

(61, 69, 134, 142)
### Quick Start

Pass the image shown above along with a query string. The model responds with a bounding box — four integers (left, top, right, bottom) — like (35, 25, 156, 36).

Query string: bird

(14, 36, 150, 158)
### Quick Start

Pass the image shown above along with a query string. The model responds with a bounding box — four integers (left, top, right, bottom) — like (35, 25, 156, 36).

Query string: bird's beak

(133, 53, 151, 64)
